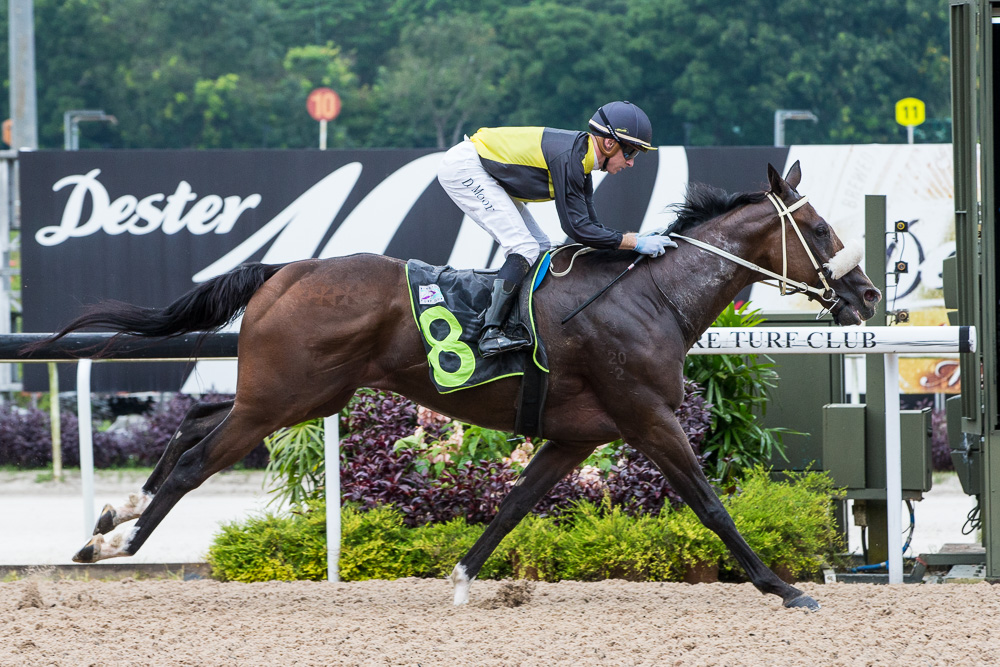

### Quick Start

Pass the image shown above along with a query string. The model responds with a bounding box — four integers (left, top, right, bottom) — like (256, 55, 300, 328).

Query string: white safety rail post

(324, 415, 341, 582)
(689, 325, 977, 585)
(76, 359, 95, 539)
(884, 353, 903, 583)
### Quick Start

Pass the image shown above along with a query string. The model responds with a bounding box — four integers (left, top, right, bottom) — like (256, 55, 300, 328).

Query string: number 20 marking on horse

(418, 306, 476, 387)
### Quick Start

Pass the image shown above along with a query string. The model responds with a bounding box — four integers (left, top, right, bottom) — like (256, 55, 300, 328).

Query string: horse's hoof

(784, 593, 821, 611)
(73, 534, 103, 563)
(94, 504, 117, 535)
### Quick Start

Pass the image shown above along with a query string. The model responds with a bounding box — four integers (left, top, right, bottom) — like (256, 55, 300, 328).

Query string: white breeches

(437, 140, 550, 265)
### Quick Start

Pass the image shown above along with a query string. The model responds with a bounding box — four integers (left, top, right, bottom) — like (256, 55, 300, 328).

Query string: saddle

(405, 255, 551, 436)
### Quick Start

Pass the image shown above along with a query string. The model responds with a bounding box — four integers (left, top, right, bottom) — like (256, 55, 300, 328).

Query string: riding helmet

(588, 101, 657, 152)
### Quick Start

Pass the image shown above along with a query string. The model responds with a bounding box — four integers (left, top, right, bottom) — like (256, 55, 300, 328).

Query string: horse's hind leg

(451, 439, 592, 605)
(75, 385, 356, 563)
(92, 400, 232, 536)
(73, 402, 275, 563)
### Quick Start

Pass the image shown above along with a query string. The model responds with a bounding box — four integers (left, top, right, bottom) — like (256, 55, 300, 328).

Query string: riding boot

(478, 279, 531, 357)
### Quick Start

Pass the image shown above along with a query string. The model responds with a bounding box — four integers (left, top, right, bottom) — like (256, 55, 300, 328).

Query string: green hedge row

(207, 468, 844, 583)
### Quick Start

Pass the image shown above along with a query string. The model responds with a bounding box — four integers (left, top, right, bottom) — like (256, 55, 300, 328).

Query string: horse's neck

(661, 216, 770, 346)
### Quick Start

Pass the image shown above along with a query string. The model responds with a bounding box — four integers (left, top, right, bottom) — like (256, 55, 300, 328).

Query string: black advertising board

(20, 146, 788, 391)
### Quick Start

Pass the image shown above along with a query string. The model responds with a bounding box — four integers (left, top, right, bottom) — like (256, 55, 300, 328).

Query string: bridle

(669, 192, 840, 304)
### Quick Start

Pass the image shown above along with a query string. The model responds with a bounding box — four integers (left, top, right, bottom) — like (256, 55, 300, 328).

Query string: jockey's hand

(634, 235, 678, 257)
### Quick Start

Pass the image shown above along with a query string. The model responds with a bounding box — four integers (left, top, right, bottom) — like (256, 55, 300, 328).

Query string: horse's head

(763, 161, 881, 325)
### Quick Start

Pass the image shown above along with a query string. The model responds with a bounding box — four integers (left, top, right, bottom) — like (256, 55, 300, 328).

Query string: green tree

(1, 0, 953, 149)
(625, 0, 950, 145)
(373, 14, 507, 148)
(496, 3, 642, 130)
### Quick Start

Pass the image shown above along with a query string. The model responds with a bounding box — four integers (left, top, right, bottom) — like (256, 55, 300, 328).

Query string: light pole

(63, 110, 117, 150)
(774, 110, 818, 147)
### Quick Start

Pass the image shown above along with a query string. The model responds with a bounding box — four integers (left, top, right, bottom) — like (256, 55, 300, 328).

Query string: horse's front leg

(91, 400, 232, 536)
(624, 410, 820, 611)
(451, 439, 592, 605)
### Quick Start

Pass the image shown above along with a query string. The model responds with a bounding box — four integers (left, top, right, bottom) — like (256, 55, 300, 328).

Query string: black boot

(478, 279, 531, 357)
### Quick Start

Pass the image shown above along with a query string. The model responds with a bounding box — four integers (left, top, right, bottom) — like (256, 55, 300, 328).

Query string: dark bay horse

(32, 162, 879, 611)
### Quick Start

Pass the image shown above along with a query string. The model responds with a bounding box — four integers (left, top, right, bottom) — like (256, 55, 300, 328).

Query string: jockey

(438, 100, 676, 357)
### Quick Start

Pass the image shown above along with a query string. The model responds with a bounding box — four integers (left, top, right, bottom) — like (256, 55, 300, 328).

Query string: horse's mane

(666, 182, 768, 234)
(550, 182, 769, 269)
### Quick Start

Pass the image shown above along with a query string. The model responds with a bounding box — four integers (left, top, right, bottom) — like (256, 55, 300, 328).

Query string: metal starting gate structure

(950, 0, 1000, 579)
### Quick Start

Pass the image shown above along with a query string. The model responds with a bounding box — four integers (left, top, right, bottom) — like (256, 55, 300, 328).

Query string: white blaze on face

(825, 238, 863, 280)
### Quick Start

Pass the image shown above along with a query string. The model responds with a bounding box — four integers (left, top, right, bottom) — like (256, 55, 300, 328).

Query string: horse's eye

(815, 223, 830, 237)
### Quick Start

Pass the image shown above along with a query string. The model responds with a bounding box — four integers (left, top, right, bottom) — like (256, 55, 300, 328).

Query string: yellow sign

(895, 98, 925, 127)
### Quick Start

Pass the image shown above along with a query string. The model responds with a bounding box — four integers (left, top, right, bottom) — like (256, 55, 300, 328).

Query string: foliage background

(0, 0, 951, 150)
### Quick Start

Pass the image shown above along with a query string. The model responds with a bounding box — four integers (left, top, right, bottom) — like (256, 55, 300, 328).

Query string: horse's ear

(784, 160, 802, 189)
(766, 163, 785, 194)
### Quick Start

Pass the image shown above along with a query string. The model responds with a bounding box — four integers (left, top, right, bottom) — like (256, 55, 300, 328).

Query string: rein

(669, 193, 837, 303)
(555, 190, 849, 323)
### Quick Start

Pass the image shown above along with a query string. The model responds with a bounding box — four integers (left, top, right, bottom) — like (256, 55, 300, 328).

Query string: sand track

(2, 578, 997, 665)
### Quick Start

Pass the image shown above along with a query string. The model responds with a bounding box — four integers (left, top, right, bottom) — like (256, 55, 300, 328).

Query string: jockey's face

(603, 138, 635, 175)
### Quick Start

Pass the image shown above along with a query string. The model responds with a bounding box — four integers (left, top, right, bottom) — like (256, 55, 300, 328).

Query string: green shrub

(723, 466, 845, 579)
(209, 471, 844, 584)
(556, 501, 676, 581)
(407, 517, 511, 579)
(395, 422, 521, 478)
(207, 508, 326, 582)
(339, 504, 414, 581)
(499, 513, 564, 581)
(264, 419, 325, 507)
(664, 505, 727, 572)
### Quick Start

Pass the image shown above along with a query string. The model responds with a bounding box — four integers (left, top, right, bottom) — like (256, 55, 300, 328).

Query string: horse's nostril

(864, 289, 881, 304)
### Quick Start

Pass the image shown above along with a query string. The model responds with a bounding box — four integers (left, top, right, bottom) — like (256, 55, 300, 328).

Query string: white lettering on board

(34, 169, 263, 247)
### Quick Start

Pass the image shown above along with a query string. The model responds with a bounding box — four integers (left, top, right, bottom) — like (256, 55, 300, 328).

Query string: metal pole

(774, 110, 819, 147)
(324, 414, 340, 581)
(63, 110, 117, 150)
(0, 158, 12, 391)
(48, 362, 62, 481)
(319, 120, 328, 150)
(884, 353, 903, 584)
(77, 359, 94, 539)
(9, 0, 38, 151)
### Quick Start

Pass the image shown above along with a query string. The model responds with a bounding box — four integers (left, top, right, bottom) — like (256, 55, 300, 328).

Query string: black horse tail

(21, 262, 286, 356)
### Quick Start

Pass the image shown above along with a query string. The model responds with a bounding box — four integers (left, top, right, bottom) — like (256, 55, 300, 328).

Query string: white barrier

(689, 325, 976, 355)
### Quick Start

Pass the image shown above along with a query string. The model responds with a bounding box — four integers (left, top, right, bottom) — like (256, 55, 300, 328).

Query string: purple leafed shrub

(338, 391, 427, 522)
(334, 381, 713, 527)
(0, 403, 59, 467)
(0, 393, 269, 469)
